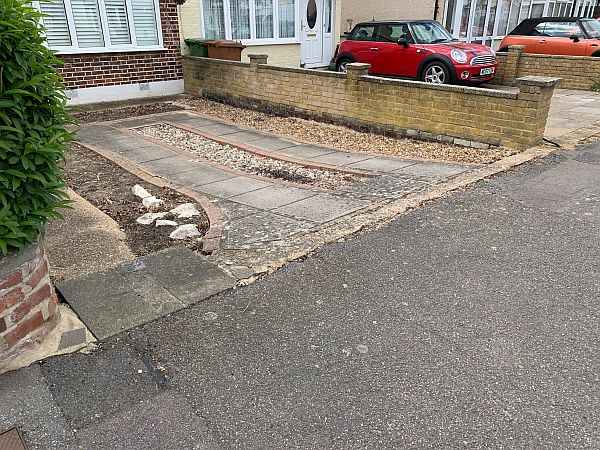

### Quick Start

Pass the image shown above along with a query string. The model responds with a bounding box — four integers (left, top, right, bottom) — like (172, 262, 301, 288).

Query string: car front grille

(471, 55, 496, 66)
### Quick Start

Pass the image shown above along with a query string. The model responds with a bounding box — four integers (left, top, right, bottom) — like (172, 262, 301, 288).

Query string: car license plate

(480, 67, 495, 76)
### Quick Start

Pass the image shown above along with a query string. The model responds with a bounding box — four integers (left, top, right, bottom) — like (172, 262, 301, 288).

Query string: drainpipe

(433, 0, 440, 20)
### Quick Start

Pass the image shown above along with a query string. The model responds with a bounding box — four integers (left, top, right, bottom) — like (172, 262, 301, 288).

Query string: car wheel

(336, 58, 354, 73)
(422, 62, 450, 84)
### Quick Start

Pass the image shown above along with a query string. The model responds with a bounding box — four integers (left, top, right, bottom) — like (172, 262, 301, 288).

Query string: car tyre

(336, 57, 355, 73)
(421, 61, 451, 84)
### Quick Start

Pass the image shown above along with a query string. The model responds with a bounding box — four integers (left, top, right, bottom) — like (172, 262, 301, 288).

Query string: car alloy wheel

(424, 64, 447, 84)
(337, 61, 349, 73)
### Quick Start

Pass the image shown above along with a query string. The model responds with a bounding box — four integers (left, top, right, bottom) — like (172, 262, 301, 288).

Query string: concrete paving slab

(173, 116, 218, 129)
(223, 211, 314, 247)
(0, 365, 77, 449)
(75, 391, 221, 450)
(39, 345, 163, 429)
(76, 126, 130, 143)
(229, 185, 317, 210)
(117, 144, 178, 163)
(309, 151, 373, 166)
(273, 194, 371, 223)
(249, 137, 299, 151)
(339, 175, 429, 199)
(216, 200, 263, 220)
(394, 162, 468, 178)
(111, 117, 164, 128)
(141, 156, 200, 176)
(346, 157, 418, 173)
(168, 164, 234, 187)
(198, 176, 273, 198)
(200, 123, 244, 136)
(275, 144, 337, 159)
(225, 130, 268, 144)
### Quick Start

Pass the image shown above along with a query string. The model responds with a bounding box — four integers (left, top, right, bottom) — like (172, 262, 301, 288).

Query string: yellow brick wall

(494, 52, 600, 91)
(183, 56, 557, 150)
(241, 44, 301, 67)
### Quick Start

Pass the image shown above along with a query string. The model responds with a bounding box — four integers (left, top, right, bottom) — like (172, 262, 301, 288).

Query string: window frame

(199, 0, 300, 45)
(33, 0, 165, 54)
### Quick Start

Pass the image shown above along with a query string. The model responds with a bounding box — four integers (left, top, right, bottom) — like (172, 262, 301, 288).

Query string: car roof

(508, 16, 589, 35)
(354, 20, 436, 27)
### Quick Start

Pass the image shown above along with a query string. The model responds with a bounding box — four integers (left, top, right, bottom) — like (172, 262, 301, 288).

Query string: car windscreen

(411, 22, 454, 44)
(581, 19, 600, 38)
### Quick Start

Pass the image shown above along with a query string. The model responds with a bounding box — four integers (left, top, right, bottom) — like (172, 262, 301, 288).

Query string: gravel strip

(177, 97, 516, 164)
(135, 124, 362, 189)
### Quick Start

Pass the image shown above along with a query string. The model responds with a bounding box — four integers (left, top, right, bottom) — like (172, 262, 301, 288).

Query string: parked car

(330, 20, 497, 85)
(499, 17, 600, 56)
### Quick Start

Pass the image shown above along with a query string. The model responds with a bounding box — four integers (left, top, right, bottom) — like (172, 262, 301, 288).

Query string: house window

(36, 0, 162, 53)
(201, 0, 297, 42)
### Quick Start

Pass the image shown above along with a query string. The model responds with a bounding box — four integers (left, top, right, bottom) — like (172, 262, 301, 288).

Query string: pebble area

(135, 124, 362, 189)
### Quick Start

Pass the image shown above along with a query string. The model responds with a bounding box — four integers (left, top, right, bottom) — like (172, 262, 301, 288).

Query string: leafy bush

(0, 0, 74, 255)
(591, 82, 600, 93)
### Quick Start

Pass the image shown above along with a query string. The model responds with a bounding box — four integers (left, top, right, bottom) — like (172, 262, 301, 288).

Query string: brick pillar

(345, 62, 370, 80)
(504, 45, 525, 86)
(248, 54, 268, 71)
(512, 76, 561, 149)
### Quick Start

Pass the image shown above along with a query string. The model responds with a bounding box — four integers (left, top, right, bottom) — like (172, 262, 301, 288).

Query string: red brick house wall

(58, 0, 183, 90)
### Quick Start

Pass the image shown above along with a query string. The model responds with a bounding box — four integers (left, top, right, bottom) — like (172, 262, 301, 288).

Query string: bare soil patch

(72, 102, 182, 124)
(177, 97, 516, 164)
(65, 143, 209, 256)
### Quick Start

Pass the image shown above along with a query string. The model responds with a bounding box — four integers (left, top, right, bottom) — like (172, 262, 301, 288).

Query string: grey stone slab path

(56, 247, 236, 340)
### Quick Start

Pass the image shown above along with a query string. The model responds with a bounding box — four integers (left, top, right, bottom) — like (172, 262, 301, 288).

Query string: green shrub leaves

(0, 0, 74, 255)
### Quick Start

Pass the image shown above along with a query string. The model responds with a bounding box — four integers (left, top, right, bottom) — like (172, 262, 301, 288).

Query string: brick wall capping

(248, 54, 269, 59)
(508, 45, 526, 52)
(0, 239, 39, 278)
(515, 76, 562, 87)
(365, 75, 520, 99)
(347, 63, 372, 70)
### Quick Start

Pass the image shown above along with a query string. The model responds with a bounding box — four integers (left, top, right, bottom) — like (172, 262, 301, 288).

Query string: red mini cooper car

(332, 20, 497, 85)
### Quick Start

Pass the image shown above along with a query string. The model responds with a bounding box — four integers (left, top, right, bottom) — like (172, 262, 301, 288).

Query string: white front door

(300, 0, 334, 68)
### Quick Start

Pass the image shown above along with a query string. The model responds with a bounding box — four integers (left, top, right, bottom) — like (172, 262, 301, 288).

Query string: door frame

(300, 0, 336, 68)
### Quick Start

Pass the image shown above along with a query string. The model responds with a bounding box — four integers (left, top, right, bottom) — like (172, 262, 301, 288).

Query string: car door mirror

(570, 34, 581, 42)
(397, 38, 409, 48)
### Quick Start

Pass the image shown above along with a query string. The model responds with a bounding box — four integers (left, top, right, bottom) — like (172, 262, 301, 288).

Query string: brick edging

(74, 142, 225, 254)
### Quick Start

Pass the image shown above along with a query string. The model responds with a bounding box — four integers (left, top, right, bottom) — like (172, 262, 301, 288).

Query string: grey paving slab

(140, 155, 199, 176)
(111, 116, 164, 128)
(200, 123, 244, 136)
(0, 365, 77, 449)
(76, 125, 130, 143)
(249, 137, 299, 151)
(57, 248, 235, 339)
(197, 176, 273, 199)
(273, 193, 371, 223)
(39, 344, 163, 429)
(339, 175, 429, 199)
(309, 151, 373, 166)
(224, 210, 314, 248)
(117, 143, 178, 163)
(275, 144, 338, 159)
(224, 130, 269, 144)
(394, 161, 469, 179)
(214, 200, 263, 220)
(173, 116, 218, 129)
(168, 164, 234, 187)
(86, 136, 156, 152)
(346, 156, 418, 173)
(229, 185, 317, 210)
(75, 391, 221, 450)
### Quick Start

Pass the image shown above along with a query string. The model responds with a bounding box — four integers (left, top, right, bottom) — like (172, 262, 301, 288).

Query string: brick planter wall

(0, 241, 59, 361)
(183, 55, 560, 150)
(495, 45, 600, 91)
(58, 0, 182, 91)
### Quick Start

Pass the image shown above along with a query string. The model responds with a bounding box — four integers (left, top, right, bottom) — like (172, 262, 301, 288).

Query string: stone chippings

(134, 124, 362, 189)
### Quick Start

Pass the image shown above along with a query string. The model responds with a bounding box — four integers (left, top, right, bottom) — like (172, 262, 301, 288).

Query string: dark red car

(331, 20, 497, 85)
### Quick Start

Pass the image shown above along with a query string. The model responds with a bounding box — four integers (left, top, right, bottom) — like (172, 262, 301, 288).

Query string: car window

(581, 19, 600, 38)
(411, 21, 454, 44)
(540, 22, 584, 38)
(532, 23, 545, 35)
(375, 24, 414, 43)
(349, 25, 377, 42)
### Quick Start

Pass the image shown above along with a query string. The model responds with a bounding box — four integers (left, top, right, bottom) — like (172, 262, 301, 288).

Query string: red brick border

(75, 142, 225, 254)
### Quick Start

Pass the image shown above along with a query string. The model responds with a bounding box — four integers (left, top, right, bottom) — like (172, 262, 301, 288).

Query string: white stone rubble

(136, 212, 168, 225)
(142, 196, 164, 210)
(170, 203, 201, 219)
(169, 224, 202, 240)
(132, 184, 152, 199)
(155, 219, 178, 227)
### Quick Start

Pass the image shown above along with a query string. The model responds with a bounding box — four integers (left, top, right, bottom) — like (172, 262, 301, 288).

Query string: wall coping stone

(515, 76, 562, 87)
(0, 240, 39, 278)
(512, 52, 600, 62)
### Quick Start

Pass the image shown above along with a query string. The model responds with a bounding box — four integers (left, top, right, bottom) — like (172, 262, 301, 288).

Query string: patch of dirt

(65, 143, 209, 256)
(177, 97, 517, 164)
(72, 102, 182, 124)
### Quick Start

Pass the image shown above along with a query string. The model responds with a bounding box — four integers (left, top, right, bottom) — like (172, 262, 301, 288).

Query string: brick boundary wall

(0, 241, 59, 362)
(494, 45, 600, 91)
(58, 0, 182, 90)
(183, 55, 560, 150)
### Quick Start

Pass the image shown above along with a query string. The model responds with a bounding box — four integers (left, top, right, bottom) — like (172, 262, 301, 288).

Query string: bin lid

(184, 38, 214, 44)
(213, 40, 246, 48)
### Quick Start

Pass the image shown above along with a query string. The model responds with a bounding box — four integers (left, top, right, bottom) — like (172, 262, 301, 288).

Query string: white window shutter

(131, 0, 159, 46)
(105, 0, 132, 45)
(70, 0, 105, 47)
(39, 0, 72, 47)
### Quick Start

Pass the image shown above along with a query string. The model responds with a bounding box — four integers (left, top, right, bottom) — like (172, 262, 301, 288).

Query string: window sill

(54, 46, 168, 55)
(238, 39, 300, 46)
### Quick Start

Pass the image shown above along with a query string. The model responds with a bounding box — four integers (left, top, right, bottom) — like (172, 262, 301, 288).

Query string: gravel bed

(176, 97, 516, 164)
(135, 124, 362, 189)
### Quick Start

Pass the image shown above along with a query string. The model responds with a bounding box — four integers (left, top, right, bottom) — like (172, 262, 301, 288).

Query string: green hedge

(0, 0, 74, 255)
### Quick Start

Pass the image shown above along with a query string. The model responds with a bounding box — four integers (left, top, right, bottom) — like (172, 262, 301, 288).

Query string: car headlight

(450, 49, 468, 63)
